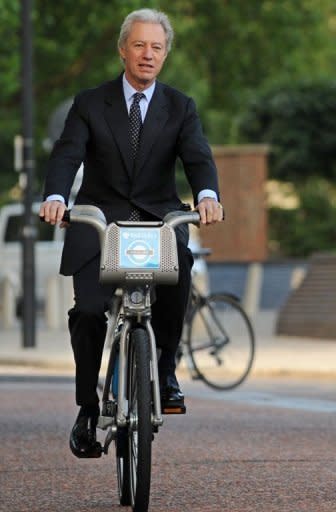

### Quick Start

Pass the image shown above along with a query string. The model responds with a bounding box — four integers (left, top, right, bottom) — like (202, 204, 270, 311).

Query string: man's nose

(143, 46, 153, 59)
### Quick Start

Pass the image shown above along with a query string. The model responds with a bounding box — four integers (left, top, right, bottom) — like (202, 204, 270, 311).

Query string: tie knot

(132, 92, 145, 105)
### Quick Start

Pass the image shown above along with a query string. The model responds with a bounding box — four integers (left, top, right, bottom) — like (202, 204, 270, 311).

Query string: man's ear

(162, 49, 169, 63)
(119, 47, 126, 61)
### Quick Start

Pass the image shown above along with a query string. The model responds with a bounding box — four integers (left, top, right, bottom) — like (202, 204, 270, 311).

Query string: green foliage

(162, 0, 336, 140)
(269, 179, 336, 257)
(1, 0, 336, 202)
(238, 80, 336, 181)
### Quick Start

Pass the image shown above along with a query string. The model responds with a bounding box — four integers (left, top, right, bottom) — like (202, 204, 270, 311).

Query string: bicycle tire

(127, 327, 152, 512)
(187, 293, 255, 390)
(116, 426, 132, 506)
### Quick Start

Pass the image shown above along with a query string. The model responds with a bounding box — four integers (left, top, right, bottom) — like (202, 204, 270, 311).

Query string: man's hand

(39, 200, 67, 226)
(196, 197, 225, 225)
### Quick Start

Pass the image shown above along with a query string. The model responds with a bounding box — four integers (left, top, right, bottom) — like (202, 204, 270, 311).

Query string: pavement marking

(183, 384, 336, 413)
(0, 375, 74, 391)
(0, 375, 74, 382)
(2, 375, 336, 414)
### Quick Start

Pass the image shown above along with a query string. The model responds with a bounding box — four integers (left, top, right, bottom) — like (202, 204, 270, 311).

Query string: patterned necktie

(129, 92, 145, 160)
(128, 92, 145, 221)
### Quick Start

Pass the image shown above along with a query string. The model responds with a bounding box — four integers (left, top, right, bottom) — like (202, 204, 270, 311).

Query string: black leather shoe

(160, 374, 186, 414)
(69, 413, 102, 458)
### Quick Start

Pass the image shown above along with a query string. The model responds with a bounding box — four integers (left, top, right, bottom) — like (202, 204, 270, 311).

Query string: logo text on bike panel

(119, 228, 161, 269)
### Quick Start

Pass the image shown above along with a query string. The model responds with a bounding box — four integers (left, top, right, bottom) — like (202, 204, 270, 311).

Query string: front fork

(116, 317, 163, 428)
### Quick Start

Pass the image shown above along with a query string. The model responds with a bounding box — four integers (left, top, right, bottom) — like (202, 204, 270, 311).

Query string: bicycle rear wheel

(126, 327, 152, 511)
(187, 293, 255, 390)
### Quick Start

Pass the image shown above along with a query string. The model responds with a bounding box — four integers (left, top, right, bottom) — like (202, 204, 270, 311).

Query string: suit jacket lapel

(104, 77, 133, 177)
(134, 83, 169, 178)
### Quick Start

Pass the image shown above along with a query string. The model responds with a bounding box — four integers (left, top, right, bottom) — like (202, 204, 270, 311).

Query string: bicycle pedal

(161, 402, 186, 415)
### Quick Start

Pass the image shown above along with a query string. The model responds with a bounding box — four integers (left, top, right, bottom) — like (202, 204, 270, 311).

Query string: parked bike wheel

(127, 328, 152, 511)
(187, 293, 255, 390)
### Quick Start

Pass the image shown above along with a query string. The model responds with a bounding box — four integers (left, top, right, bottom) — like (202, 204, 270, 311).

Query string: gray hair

(118, 8, 174, 54)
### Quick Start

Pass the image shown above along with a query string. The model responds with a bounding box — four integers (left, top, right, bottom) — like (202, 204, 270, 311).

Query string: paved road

(1, 375, 336, 512)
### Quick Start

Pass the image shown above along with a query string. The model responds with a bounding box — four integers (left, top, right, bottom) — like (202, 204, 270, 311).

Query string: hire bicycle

(176, 248, 256, 390)
(64, 204, 200, 512)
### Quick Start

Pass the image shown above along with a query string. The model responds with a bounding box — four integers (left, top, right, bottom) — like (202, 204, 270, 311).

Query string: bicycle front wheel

(116, 426, 131, 506)
(187, 293, 255, 390)
(127, 327, 152, 512)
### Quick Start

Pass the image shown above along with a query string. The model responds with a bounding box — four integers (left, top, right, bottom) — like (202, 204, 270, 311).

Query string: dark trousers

(68, 242, 193, 406)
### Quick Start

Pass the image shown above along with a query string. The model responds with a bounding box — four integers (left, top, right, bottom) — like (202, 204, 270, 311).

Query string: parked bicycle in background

(177, 247, 255, 390)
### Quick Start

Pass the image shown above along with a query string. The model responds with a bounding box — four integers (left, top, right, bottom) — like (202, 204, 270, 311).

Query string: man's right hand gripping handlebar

(39, 200, 69, 227)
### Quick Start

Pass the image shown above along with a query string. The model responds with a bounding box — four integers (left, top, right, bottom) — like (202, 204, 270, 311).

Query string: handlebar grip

(62, 210, 70, 223)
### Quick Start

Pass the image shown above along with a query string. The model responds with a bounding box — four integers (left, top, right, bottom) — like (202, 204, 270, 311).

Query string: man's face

(119, 21, 168, 90)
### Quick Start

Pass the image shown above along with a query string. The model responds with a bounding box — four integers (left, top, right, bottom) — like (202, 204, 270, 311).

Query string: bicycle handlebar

(41, 205, 201, 281)
(162, 210, 200, 228)
(61, 205, 200, 233)
(62, 205, 108, 239)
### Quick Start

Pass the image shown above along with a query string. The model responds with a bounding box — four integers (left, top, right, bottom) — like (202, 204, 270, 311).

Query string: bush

(269, 179, 336, 257)
(238, 80, 336, 182)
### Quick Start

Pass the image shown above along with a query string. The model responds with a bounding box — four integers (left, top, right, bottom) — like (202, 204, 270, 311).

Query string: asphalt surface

(1, 312, 336, 511)
(1, 375, 336, 512)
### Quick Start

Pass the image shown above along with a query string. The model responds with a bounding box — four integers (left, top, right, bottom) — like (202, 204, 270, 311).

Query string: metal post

(21, 0, 36, 347)
(243, 262, 262, 318)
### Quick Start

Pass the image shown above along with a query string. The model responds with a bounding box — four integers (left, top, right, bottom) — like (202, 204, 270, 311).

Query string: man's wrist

(197, 189, 218, 203)
(46, 194, 65, 203)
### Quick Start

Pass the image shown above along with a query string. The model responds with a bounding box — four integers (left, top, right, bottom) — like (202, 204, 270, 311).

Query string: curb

(1, 358, 335, 380)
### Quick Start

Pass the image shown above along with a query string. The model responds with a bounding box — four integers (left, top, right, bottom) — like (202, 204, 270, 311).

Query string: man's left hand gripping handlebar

(196, 197, 225, 225)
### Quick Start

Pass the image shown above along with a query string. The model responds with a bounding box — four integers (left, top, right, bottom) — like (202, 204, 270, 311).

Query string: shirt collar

(122, 73, 156, 103)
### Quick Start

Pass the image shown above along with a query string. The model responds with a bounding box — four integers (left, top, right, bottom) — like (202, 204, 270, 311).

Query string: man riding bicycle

(40, 8, 224, 459)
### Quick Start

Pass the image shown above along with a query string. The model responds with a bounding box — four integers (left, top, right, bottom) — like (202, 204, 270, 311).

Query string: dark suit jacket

(43, 74, 220, 275)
